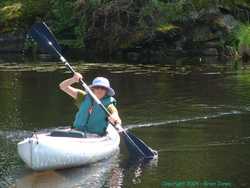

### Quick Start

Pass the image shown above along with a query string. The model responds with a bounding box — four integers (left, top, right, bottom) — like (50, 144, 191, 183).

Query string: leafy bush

(0, 2, 23, 32)
(0, 0, 50, 33)
(236, 24, 250, 48)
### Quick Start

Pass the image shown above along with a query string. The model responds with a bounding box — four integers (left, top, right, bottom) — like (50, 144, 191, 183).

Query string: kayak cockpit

(49, 129, 86, 138)
(49, 129, 107, 139)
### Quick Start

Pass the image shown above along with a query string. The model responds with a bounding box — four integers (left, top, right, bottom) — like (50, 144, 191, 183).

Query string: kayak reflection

(14, 153, 120, 188)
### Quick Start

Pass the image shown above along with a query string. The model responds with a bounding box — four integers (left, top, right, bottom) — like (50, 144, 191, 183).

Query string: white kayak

(17, 124, 120, 171)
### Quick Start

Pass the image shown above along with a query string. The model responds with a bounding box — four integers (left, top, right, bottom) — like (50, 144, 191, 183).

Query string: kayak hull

(17, 125, 120, 171)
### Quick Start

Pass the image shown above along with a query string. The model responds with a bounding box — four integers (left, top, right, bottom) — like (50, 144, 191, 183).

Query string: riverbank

(0, 0, 250, 63)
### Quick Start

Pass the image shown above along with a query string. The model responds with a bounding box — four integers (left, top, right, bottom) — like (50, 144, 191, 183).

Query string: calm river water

(0, 62, 249, 188)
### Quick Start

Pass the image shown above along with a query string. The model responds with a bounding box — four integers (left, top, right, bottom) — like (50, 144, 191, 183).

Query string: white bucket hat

(89, 77, 115, 96)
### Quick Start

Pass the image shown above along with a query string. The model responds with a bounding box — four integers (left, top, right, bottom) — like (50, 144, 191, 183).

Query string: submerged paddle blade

(29, 22, 62, 57)
(121, 131, 157, 159)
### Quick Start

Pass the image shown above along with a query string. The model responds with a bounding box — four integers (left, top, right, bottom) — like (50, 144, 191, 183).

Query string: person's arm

(108, 104, 122, 125)
(59, 72, 83, 99)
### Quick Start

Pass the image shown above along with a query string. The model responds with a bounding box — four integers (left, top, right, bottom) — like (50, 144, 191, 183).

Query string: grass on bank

(236, 24, 250, 48)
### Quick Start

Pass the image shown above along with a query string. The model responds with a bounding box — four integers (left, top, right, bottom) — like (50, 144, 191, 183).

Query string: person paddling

(59, 72, 121, 136)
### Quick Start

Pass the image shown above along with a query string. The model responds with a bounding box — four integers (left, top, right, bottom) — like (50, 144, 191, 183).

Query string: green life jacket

(73, 94, 116, 135)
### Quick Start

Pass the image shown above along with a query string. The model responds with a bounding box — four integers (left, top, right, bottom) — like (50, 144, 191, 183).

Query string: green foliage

(159, 0, 191, 22)
(152, 0, 250, 23)
(1, 0, 250, 50)
(0, 0, 50, 33)
(0, 0, 104, 46)
(0, 2, 23, 32)
(137, 0, 186, 32)
(50, 1, 75, 34)
(224, 24, 250, 58)
(21, 0, 50, 24)
(49, 0, 102, 48)
(0, 2, 22, 21)
(236, 24, 250, 48)
(156, 23, 179, 33)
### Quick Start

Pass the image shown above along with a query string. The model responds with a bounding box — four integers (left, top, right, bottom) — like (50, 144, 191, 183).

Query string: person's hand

(72, 72, 83, 83)
(108, 113, 122, 126)
(114, 123, 124, 132)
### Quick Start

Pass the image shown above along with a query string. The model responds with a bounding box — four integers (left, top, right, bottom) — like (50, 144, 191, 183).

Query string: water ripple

(126, 110, 242, 130)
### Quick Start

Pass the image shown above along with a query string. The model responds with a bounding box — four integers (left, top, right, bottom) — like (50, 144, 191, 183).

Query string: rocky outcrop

(132, 12, 240, 63)
(82, 1, 244, 63)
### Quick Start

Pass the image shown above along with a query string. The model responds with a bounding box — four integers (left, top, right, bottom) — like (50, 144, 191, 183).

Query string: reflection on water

(0, 62, 249, 187)
(13, 154, 121, 188)
(11, 152, 158, 188)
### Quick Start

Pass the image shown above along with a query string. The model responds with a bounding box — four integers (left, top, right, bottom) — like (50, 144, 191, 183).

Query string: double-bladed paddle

(29, 22, 157, 160)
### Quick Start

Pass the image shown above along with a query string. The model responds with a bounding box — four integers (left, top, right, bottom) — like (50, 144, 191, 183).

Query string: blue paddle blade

(121, 131, 157, 159)
(29, 22, 62, 57)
